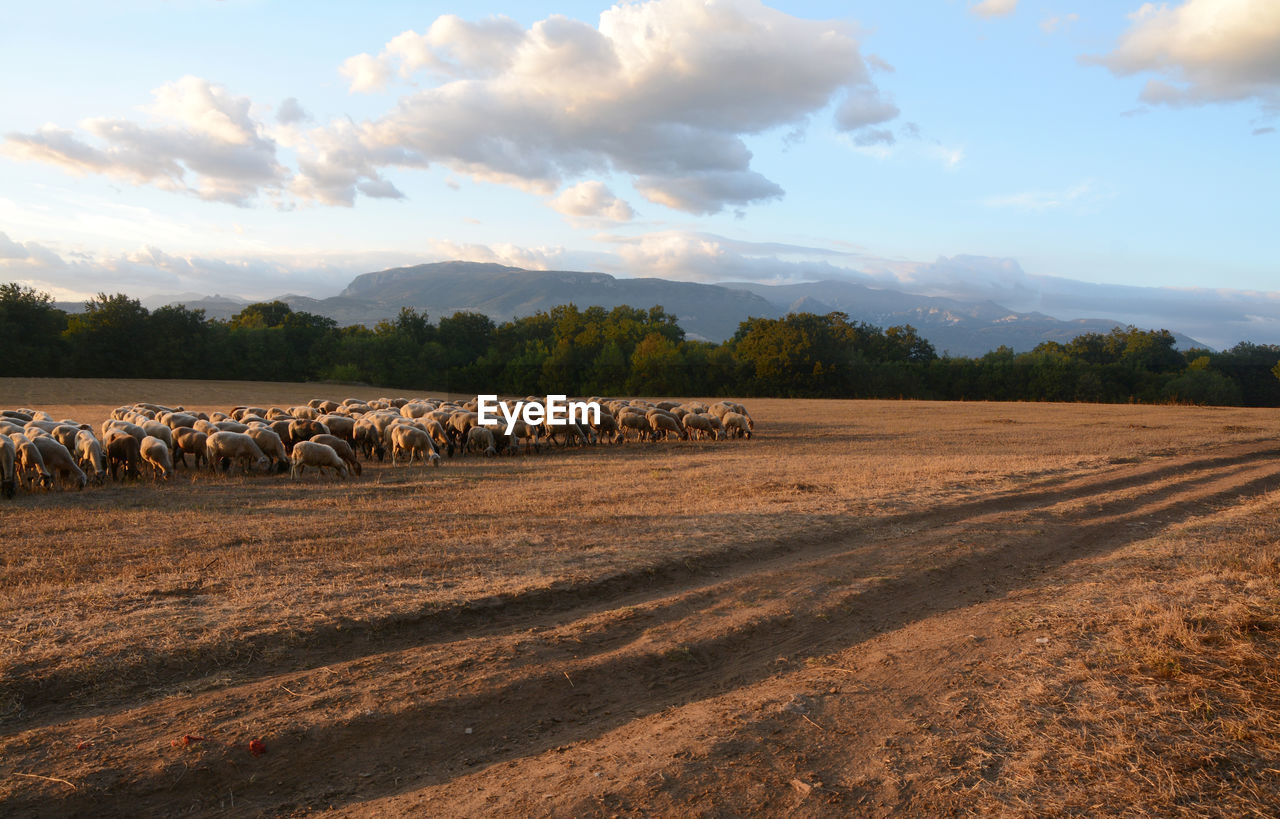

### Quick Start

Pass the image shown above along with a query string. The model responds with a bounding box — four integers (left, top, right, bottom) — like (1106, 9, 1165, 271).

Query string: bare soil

(2, 379, 1279, 816)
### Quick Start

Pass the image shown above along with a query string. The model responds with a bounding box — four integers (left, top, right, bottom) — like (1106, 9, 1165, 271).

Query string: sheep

(213, 420, 250, 433)
(353, 416, 385, 461)
(423, 419, 454, 458)
(161, 411, 199, 430)
(465, 425, 498, 457)
(683, 401, 709, 414)
(506, 418, 541, 454)
(51, 423, 84, 453)
(1, 410, 33, 423)
(288, 419, 329, 448)
(0, 419, 25, 437)
(102, 418, 146, 443)
(682, 412, 721, 441)
(140, 436, 174, 480)
(648, 412, 688, 441)
(290, 441, 349, 479)
(172, 427, 209, 470)
(317, 414, 356, 443)
(1, 436, 16, 499)
(655, 400, 682, 411)
(141, 420, 174, 450)
(10, 433, 53, 489)
(230, 406, 267, 422)
(245, 427, 289, 473)
(722, 411, 753, 439)
(590, 411, 622, 445)
(711, 401, 753, 430)
(74, 430, 108, 483)
(205, 431, 270, 474)
(389, 423, 441, 467)
(310, 433, 362, 476)
(618, 412, 652, 442)
(103, 429, 143, 481)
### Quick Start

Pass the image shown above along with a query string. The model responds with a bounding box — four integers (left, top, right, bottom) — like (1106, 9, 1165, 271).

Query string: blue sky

(1, 0, 1277, 347)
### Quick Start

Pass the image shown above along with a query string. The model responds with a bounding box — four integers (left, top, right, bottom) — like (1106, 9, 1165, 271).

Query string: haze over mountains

(71, 261, 1208, 357)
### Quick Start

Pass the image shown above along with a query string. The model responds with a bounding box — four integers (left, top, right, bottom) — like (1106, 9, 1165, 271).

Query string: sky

(1, 0, 1277, 348)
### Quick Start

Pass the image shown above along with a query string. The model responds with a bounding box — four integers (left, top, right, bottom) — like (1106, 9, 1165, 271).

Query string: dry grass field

(3, 377, 1280, 815)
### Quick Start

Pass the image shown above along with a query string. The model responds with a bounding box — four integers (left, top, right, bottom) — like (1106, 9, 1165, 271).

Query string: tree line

(5, 282, 1280, 406)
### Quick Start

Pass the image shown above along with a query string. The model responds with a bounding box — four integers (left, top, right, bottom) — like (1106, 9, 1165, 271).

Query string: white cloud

(548, 181, 636, 226)
(971, 0, 1020, 18)
(338, 53, 391, 94)
(320, 0, 896, 214)
(1085, 0, 1280, 111)
(1040, 13, 1080, 33)
(4, 2, 899, 215)
(2, 76, 287, 206)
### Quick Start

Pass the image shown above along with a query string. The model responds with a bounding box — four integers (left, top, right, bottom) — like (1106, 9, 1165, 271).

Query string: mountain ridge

(56, 261, 1209, 355)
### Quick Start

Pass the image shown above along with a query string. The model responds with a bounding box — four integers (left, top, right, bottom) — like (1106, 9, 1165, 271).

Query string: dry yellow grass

(2, 378, 1279, 814)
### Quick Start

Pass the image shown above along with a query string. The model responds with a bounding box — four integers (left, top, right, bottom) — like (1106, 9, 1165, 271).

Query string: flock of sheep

(0, 395, 755, 497)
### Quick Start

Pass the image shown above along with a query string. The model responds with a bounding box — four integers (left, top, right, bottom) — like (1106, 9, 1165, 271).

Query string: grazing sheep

(618, 412, 652, 442)
(310, 433, 362, 476)
(205, 431, 270, 474)
(103, 419, 147, 443)
(590, 412, 622, 444)
(172, 427, 209, 470)
(160, 411, 199, 430)
(423, 419, 455, 458)
(213, 420, 250, 433)
(647, 412, 688, 441)
(10, 434, 53, 489)
(1, 436, 16, 498)
(288, 419, 329, 447)
(245, 427, 289, 473)
(290, 441, 349, 479)
(74, 430, 107, 483)
(141, 420, 174, 450)
(140, 436, 174, 480)
(465, 426, 498, 456)
(51, 423, 84, 453)
(317, 414, 356, 443)
(390, 424, 441, 467)
(103, 429, 143, 481)
(722, 411, 753, 439)
(682, 412, 721, 441)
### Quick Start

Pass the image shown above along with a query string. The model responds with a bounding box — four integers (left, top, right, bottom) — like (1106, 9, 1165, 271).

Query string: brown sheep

(103, 429, 143, 481)
(172, 427, 209, 470)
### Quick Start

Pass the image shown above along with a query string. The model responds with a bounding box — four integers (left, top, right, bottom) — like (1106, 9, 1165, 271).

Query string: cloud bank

(4, 1, 898, 214)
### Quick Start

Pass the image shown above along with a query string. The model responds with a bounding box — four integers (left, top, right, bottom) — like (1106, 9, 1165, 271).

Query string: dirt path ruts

(3, 440, 1279, 815)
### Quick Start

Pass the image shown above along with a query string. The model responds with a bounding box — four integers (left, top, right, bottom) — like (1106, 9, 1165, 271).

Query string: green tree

(0, 283, 67, 375)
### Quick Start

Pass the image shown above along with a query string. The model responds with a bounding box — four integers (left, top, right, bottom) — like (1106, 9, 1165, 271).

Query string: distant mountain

(337, 261, 780, 341)
(721, 279, 1207, 355)
(68, 261, 1209, 355)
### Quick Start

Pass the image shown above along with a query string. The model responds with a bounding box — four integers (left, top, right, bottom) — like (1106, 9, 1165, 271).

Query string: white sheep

(140, 436, 174, 480)
(289, 441, 349, 479)
(205, 431, 270, 474)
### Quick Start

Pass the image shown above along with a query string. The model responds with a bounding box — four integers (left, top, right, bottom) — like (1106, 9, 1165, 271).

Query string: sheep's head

(254, 456, 271, 473)
(39, 471, 53, 489)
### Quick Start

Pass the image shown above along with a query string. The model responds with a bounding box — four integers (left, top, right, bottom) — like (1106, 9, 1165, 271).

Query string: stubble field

(2, 377, 1280, 816)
